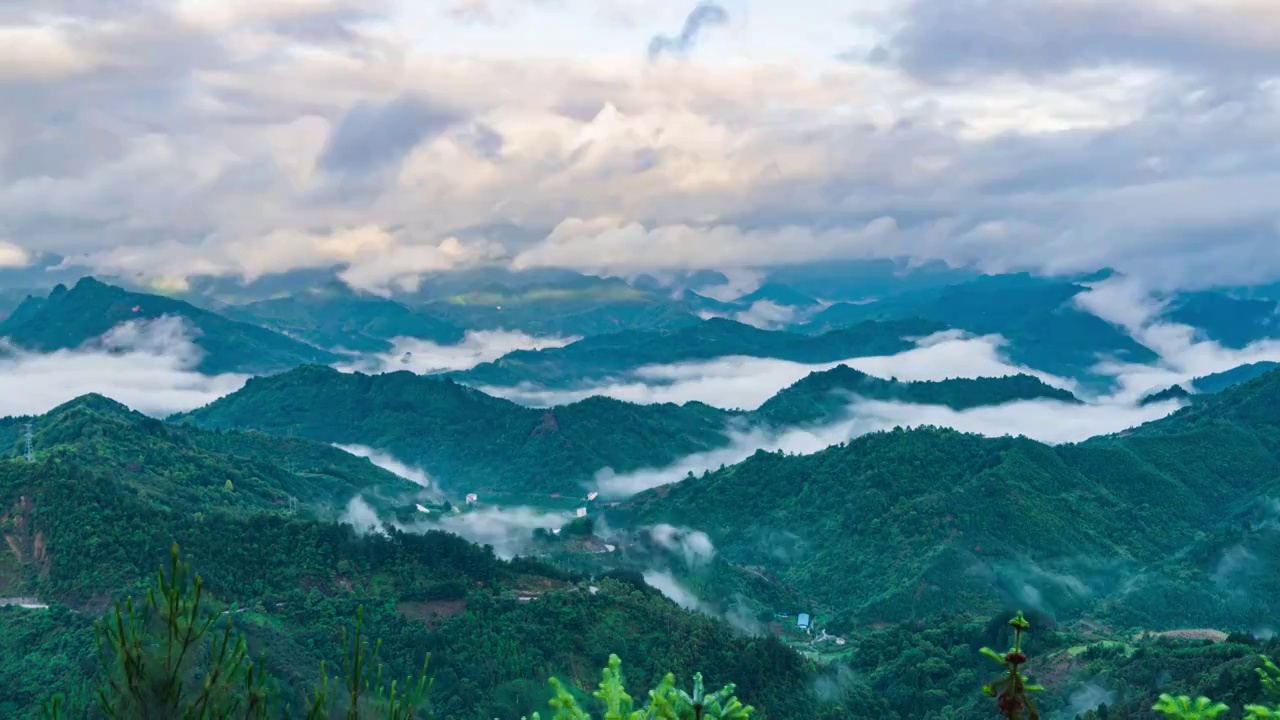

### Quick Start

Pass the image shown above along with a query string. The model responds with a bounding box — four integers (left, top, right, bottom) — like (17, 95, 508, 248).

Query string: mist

(1077, 278, 1280, 401)
(334, 444, 439, 496)
(642, 570, 705, 611)
(482, 331, 1068, 411)
(593, 393, 1177, 497)
(0, 316, 247, 417)
(339, 330, 577, 375)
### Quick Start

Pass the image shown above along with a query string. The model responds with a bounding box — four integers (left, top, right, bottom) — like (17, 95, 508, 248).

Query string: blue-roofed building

(797, 613, 811, 629)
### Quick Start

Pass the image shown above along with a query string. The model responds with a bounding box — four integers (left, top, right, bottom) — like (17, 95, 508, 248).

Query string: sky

(2, 0, 1279, 293)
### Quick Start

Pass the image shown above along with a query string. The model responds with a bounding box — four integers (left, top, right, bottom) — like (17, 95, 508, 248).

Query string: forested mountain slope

(754, 365, 1078, 426)
(0, 277, 336, 374)
(0, 395, 845, 719)
(175, 363, 1087, 496)
(173, 365, 734, 495)
(615, 366, 1280, 632)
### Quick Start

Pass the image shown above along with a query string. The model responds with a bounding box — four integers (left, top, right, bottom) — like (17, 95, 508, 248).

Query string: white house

(587, 491, 599, 501)
(466, 493, 478, 504)
(575, 507, 587, 518)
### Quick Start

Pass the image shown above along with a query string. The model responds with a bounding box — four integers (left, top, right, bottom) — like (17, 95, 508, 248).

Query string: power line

(23, 423, 33, 462)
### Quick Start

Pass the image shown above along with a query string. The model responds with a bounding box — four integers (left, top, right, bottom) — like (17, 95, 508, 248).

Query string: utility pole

(23, 423, 33, 462)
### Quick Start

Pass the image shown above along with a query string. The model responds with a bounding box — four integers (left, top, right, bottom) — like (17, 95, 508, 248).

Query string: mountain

(0, 277, 336, 374)
(613, 366, 1280, 632)
(173, 365, 736, 495)
(0, 395, 840, 719)
(735, 284, 820, 309)
(1167, 291, 1279, 349)
(1191, 361, 1280, 394)
(223, 280, 465, 353)
(754, 365, 1079, 426)
(763, 258, 981, 302)
(414, 275, 701, 338)
(807, 273, 1158, 379)
(1135, 362, 1279, 406)
(449, 317, 945, 389)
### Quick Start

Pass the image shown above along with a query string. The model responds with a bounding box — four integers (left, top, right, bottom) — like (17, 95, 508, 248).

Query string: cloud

(0, 241, 32, 268)
(645, 524, 716, 567)
(0, 316, 247, 417)
(340, 329, 578, 374)
(318, 93, 464, 182)
(1075, 277, 1280, 401)
(3, 0, 1280, 295)
(431, 505, 568, 559)
(340, 495, 388, 535)
(642, 570, 704, 610)
(884, 0, 1280, 81)
(334, 443, 437, 493)
(647, 2, 730, 60)
(481, 331, 1072, 411)
(0, 25, 99, 83)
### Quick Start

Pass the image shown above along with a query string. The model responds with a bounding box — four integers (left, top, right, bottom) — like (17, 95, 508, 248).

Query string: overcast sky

(2, 0, 1278, 293)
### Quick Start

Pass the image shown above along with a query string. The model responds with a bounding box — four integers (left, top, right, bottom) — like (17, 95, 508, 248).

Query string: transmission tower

(23, 423, 33, 462)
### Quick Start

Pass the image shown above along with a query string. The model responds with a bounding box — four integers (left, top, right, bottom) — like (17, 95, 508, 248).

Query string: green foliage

(535, 655, 752, 720)
(1151, 695, 1231, 719)
(0, 404, 833, 719)
(978, 612, 1044, 720)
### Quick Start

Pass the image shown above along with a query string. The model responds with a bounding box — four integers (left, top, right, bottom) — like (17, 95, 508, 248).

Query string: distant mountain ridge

(0, 277, 336, 374)
(448, 316, 946, 389)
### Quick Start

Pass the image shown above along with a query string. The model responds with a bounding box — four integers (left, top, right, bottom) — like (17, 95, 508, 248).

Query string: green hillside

(174, 364, 1088, 497)
(450, 317, 945, 389)
(0, 277, 336, 374)
(223, 281, 465, 352)
(173, 365, 735, 495)
(613, 366, 1280, 632)
(0, 397, 843, 719)
(755, 365, 1078, 426)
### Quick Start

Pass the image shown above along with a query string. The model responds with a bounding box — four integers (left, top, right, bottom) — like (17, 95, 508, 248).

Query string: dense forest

(614, 367, 1280, 635)
(0, 398, 842, 719)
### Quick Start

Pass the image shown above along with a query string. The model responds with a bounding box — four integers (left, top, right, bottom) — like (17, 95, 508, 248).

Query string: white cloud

(0, 240, 32, 268)
(481, 331, 1072, 411)
(0, 317, 247, 418)
(340, 330, 578, 374)
(334, 443, 437, 493)
(430, 505, 567, 559)
(1076, 277, 1280, 401)
(0, 25, 98, 82)
(642, 570, 704, 611)
(646, 524, 716, 567)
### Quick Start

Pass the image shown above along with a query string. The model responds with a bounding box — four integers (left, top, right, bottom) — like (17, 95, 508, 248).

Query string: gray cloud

(647, 2, 730, 60)
(885, 0, 1280, 81)
(318, 94, 463, 179)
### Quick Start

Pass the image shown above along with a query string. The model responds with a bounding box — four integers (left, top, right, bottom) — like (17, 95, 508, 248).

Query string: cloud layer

(481, 330, 1070, 410)
(0, 317, 247, 417)
(1, 1, 1277, 291)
